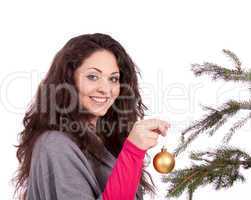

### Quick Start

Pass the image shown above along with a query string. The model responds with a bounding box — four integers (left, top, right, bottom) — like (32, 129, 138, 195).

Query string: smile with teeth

(90, 96, 109, 104)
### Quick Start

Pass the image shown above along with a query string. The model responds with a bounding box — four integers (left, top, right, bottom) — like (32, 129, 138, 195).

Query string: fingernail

(165, 123, 170, 128)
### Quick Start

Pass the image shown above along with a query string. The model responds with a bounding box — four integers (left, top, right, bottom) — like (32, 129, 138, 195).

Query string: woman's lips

(89, 96, 109, 104)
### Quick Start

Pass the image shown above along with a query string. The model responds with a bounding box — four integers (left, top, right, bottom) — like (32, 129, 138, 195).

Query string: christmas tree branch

(163, 147, 251, 199)
(223, 112, 251, 143)
(191, 49, 251, 82)
(174, 100, 251, 156)
(163, 50, 250, 200)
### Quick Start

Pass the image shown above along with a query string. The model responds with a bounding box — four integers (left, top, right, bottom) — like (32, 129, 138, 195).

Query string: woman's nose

(97, 78, 111, 94)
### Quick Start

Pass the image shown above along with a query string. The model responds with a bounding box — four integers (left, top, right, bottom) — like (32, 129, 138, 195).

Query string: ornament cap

(161, 145, 167, 152)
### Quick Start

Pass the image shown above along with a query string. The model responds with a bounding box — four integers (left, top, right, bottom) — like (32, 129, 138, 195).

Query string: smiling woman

(13, 33, 169, 200)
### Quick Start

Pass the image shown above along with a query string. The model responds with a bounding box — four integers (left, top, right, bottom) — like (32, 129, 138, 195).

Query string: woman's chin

(90, 109, 107, 117)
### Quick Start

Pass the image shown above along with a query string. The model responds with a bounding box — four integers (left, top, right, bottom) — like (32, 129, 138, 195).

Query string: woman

(14, 33, 170, 200)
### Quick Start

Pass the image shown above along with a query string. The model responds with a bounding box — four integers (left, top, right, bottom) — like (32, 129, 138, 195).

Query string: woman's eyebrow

(87, 67, 120, 75)
(111, 72, 120, 75)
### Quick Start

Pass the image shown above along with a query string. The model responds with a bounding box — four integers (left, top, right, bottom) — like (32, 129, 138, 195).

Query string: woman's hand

(127, 119, 170, 150)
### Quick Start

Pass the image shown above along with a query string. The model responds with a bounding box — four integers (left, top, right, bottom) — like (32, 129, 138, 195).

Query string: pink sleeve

(102, 138, 147, 200)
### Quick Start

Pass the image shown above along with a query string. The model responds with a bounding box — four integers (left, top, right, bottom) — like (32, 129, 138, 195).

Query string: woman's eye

(110, 77, 120, 83)
(87, 75, 98, 81)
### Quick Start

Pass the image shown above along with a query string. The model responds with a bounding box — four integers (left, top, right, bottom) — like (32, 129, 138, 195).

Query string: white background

(0, 0, 250, 199)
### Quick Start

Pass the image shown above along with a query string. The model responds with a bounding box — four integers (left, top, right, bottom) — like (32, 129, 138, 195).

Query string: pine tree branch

(174, 100, 249, 156)
(191, 49, 250, 83)
(222, 49, 242, 71)
(223, 112, 251, 143)
(188, 188, 193, 200)
(164, 50, 251, 200)
(174, 49, 251, 156)
(163, 147, 251, 199)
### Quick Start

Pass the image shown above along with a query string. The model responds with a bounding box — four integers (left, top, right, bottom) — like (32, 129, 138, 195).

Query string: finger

(148, 138, 158, 148)
(160, 121, 171, 135)
(165, 122, 171, 129)
(152, 128, 161, 134)
(152, 123, 168, 136)
(152, 126, 166, 136)
(143, 119, 169, 130)
(147, 131, 159, 139)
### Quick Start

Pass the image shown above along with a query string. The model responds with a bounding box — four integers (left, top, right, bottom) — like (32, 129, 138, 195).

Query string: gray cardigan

(27, 130, 144, 200)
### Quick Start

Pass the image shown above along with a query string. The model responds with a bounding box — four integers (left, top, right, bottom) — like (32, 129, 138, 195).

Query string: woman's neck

(88, 116, 98, 128)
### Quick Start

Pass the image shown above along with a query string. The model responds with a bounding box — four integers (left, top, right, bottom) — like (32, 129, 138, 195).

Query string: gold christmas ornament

(153, 146, 175, 174)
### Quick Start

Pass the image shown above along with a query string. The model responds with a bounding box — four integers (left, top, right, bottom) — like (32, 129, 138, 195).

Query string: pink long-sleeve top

(102, 138, 147, 200)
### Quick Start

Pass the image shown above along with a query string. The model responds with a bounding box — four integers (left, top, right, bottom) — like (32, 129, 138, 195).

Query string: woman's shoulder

(35, 130, 72, 146)
(32, 130, 82, 160)
(36, 130, 74, 145)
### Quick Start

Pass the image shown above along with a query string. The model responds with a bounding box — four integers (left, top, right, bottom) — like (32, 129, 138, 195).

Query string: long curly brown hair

(13, 33, 156, 199)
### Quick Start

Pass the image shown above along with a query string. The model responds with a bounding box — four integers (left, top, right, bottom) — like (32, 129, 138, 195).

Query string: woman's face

(74, 50, 120, 118)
